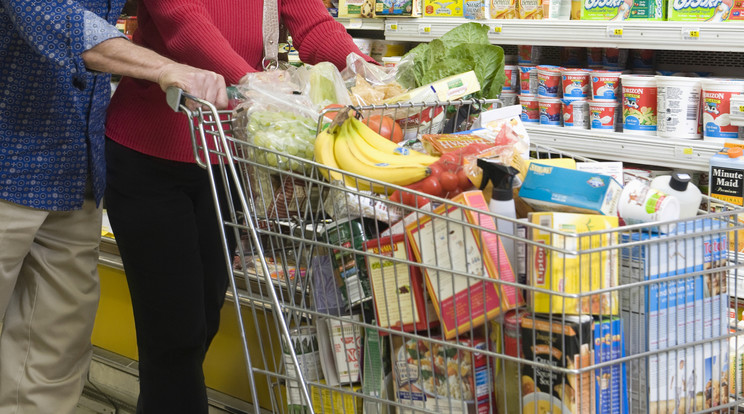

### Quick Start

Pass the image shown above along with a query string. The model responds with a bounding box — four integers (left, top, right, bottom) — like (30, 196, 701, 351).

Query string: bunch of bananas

(314, 115, 438, 193)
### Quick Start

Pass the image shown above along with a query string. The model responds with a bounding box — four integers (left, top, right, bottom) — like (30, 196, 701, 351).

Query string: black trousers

(105, 139, 235, 413)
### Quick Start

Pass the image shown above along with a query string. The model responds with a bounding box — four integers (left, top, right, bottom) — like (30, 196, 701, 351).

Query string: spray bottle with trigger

(477, 158, 521, 270)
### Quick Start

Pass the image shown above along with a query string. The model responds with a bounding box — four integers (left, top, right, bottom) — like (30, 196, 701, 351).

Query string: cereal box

(339, 0, 366, 17)
(406, 191, 523, 339)
(528, 212, 620, 316)
(668, 0, 744, 20)
(518, 0, 544, 18)
(580, 0, 665, 20)
(374, 0, 422, 15)
(620, 218, 730, 413)
(424, 0, 464, 15)
(520, 314, 595, 414)
(391, 336, 491, 414)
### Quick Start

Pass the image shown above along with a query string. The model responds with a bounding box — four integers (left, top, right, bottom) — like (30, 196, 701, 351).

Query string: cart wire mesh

(168, 87, 744, 414)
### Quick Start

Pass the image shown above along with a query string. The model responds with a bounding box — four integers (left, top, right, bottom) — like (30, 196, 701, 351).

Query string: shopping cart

(169, 86, 744, 414)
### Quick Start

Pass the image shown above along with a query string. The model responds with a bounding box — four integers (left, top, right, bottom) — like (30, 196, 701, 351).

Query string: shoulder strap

(262, 0, 279, 70)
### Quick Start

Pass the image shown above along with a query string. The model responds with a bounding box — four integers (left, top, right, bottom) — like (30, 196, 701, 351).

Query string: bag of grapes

(232, 68, 321, 174)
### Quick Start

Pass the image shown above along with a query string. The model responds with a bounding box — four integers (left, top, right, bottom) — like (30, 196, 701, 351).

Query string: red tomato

(362, 115, 404, 143)
(414, 196, 431, 207)
(438, 152, 460, 168)
(439, 171, 459, 193)
(400, 190, 416, 207)
(427, 163, 444, 179)
(447, 187, 463, 199)
(457, 168, 472, 190)
(419, 176, 444, 198)
(322, 104, 344, 121)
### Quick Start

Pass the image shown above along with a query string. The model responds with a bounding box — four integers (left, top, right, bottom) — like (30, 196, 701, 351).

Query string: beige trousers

(0, 197, 102, 414)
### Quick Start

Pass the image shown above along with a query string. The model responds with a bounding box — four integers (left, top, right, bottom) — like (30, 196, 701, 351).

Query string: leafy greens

(396, 22, 506, 100)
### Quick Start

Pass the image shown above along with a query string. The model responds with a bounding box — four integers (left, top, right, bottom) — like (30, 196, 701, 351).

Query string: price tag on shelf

(418, 24, 431, 35)
(607, 26, 623, 39)
(674, 146, 696, 159)
(385, 22, 398, 32)
(682, 27, 700, 41)
(347, 18, 363, 29)
(491, 24, 503, 35)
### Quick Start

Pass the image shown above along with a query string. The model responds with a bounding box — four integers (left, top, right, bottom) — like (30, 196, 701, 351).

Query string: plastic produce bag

(232, 68, 319, 173)
(341, 53, 406, 106)
(305, 62, 352, 108)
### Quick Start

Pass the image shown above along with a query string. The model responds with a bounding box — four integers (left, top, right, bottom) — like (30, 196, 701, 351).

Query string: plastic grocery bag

(341, 53, 406, 106)
(232, 68, 319, 173)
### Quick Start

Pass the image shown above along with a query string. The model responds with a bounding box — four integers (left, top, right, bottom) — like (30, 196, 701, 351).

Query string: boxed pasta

(528, 212, 620, 316)
(364, 234, 438, 335)
(406, 191, 524, 339)
(594, 318, 629, 414)
(391, 335, 491, 414)
(520, 314, 595, 414)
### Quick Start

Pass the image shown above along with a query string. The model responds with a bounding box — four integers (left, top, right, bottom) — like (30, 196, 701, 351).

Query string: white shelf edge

(526, 125, 723, 172)
(336, 17, 386, 31)
(382, 18, 744, 52)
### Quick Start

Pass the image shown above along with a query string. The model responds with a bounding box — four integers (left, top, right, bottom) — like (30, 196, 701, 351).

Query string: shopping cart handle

(166, 87, 188, 112)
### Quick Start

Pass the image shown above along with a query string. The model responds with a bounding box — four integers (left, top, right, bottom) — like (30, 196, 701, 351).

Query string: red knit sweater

(106, 0, 373, 163)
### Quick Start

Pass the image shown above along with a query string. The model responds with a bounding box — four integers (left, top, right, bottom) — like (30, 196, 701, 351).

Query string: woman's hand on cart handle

(158, 62, 228, 111)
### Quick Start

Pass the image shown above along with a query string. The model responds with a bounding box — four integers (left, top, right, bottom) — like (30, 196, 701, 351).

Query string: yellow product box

(517, 0, 544, 18)
(310, 381, 363, 414)
(423, 0, 464, 15)
(529, 212, 619, 316)
(406, 191, 524, 339)
(490, 0, 519, 18)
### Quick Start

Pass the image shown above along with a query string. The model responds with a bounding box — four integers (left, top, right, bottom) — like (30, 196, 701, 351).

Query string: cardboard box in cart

(391, 336, 491, 414)
(528, 212, 620, 316)
(406, 191, 524, 339)
(620, 218, 730, 413)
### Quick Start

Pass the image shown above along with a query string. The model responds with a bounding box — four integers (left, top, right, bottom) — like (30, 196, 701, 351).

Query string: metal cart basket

(168, 87, 744, 414)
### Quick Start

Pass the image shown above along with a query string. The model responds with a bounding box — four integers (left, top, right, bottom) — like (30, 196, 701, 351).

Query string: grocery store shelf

(526, 125, 723, 171)
(382, 17, 744, 52)
(336, 17, 386, 31)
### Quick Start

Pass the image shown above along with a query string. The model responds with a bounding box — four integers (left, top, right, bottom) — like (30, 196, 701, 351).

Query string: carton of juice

(529, 212, 620, 316)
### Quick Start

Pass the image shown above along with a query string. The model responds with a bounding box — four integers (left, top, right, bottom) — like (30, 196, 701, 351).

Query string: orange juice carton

(529, 212, 620, 315)
(363, 234, 438, 335)
(392, 335, 491, 414)
(406, 191, 524, 339)
(519, 163, 623, 215)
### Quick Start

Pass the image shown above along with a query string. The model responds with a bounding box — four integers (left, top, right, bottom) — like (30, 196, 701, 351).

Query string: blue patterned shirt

(0, 0, 125, 211)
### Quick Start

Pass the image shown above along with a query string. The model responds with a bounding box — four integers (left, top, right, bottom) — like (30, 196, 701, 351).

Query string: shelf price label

(385, 22, 398, 32)
(347, 18, 363, 29)
(491, 24, 503, 35)
(674, 146, 695, 158)
(607, 26, 623, 38)
(682, 27, 700, 40)
(418, 24, 431, 35)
